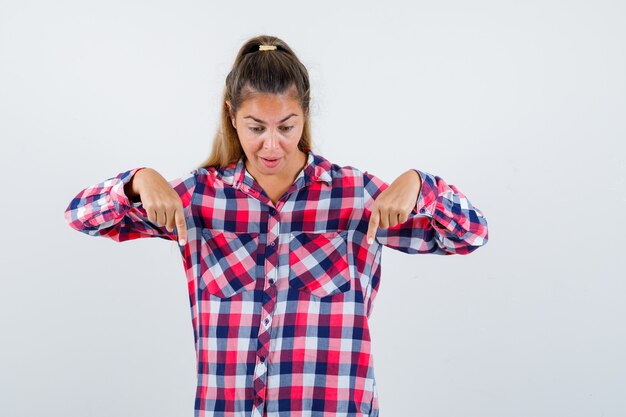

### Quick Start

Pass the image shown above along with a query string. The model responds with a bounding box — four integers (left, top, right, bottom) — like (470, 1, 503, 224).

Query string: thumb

(174, 207, 188, 245)
(366, 208, 379, 245)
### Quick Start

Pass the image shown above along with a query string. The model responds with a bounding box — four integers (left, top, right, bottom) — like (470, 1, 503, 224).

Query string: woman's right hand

(125, 168, 188, 245)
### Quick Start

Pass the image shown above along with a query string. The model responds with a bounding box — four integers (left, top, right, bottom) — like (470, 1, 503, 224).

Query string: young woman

(65, 34, 489, 417)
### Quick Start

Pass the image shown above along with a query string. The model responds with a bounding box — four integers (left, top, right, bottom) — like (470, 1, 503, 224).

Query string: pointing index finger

(175, 207, 188, 245)
(367, 208, 379, 245)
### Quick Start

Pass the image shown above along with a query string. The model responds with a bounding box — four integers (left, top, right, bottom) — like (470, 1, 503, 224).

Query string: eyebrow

(242, 113, 297, 124)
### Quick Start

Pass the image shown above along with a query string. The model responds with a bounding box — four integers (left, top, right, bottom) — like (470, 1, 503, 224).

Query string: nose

(262, 129, 279, 150)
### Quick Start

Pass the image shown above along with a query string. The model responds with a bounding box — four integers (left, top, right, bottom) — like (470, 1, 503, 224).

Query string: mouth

(260, 156, 281, 168)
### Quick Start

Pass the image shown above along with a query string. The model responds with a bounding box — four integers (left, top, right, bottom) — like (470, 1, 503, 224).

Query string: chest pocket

(288, 230, 352, 298)
(199, 228, 260, 298)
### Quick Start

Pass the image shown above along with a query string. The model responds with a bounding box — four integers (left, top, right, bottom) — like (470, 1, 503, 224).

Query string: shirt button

(269, 208, 276, 215)
(264, 318, 269, 324)
(269, 278, 274, 284)
(270, 241, 275, 246)
(419, 208, 425, 213)
(260, 356, 265, 362)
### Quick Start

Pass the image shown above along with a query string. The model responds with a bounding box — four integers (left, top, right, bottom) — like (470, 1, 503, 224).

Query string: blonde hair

(198, 35, 313, 170)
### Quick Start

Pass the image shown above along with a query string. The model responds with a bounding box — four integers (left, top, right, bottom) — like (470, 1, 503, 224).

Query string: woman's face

(227, 90, 306, 182)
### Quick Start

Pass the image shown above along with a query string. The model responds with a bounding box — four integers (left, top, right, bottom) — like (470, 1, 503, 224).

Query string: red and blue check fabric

(65, 150, 489, 417)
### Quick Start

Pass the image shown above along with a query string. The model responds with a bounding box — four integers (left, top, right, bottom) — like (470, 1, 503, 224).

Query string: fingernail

(367, 237, 373, 245)
(179, 239, 186, 245)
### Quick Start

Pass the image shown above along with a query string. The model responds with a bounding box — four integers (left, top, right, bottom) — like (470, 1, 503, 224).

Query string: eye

(248, 126, 293, 133)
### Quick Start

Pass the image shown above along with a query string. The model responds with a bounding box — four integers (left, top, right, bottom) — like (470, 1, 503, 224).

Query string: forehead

(238, 91, 301, 121)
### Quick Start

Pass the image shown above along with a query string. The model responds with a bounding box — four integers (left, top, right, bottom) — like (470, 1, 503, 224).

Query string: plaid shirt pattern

(65, 150, 489, 417)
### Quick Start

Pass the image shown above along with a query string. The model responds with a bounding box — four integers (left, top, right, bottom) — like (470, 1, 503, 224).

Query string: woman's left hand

(366, 170, 422, 244)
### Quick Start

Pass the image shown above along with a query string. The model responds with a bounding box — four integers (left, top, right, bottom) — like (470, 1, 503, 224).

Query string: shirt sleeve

(362, 169, 489, 255)
(64, 167, 198, 242)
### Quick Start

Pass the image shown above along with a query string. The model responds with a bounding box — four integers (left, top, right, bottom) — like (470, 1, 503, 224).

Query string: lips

(260, 156, 281, 168)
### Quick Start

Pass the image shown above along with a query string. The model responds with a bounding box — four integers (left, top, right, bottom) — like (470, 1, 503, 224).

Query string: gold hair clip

(259, 45, 277, 51)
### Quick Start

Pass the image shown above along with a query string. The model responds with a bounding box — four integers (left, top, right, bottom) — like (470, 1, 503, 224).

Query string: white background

(1, 0, 625, 416)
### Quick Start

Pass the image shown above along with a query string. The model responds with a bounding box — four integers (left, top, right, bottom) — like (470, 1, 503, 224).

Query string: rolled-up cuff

(411, 169, 438, 217)
(110, 167, 147, 211)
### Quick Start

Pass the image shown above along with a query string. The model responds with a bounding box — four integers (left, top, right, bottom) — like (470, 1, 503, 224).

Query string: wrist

(406, 169, 421, 184)
(126, 168, 151, 201)
(407, 170, 422, 198)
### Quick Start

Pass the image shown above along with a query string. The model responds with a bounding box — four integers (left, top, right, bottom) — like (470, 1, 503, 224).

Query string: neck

(246, 150, 308, 188)
(244, 151, 307, 205)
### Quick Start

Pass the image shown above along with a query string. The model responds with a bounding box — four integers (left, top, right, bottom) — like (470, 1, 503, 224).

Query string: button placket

(252, 206, 279, 415)
(267, 264, 278, 287)
(256, 358, 267, 376)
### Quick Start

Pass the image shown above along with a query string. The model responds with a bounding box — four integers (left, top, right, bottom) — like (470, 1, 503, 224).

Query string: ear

(225, 100, 236, 129)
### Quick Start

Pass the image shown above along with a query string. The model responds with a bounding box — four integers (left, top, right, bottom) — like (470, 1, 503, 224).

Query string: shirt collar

(218, 150, 333, 189)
